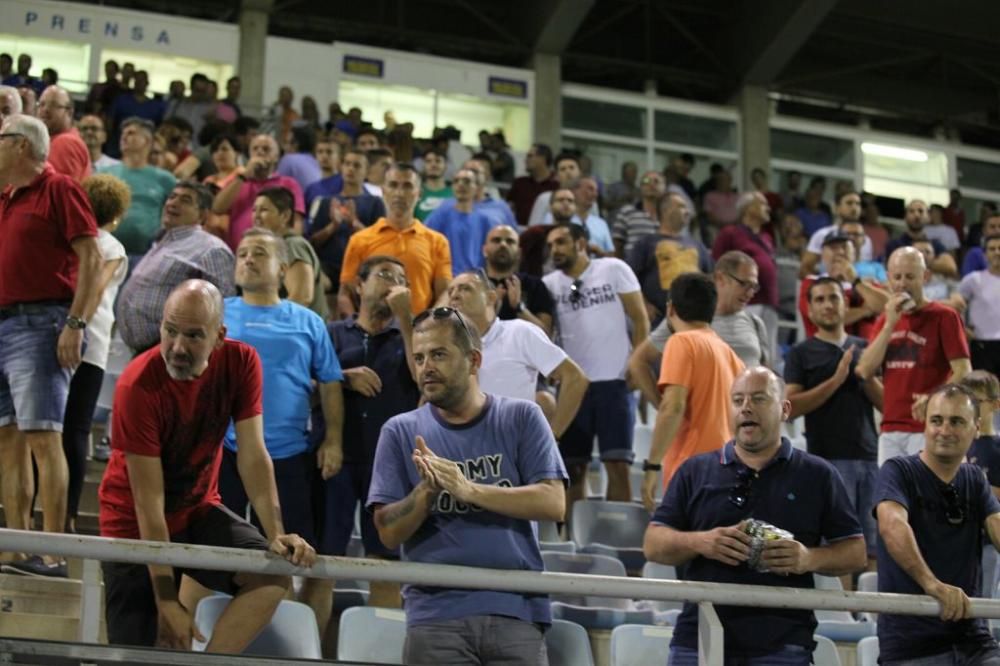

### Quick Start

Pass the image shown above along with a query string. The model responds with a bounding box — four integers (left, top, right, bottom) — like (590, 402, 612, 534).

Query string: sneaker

(92, 436, 111, 462)
(1, 556, 67, 578)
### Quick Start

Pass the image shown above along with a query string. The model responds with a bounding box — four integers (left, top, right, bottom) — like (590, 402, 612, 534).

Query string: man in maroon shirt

(0, 114, 101, 577)
(37, 86, 91, 182)
(506, 143, 557, 227)
(98, 280, 315, 651)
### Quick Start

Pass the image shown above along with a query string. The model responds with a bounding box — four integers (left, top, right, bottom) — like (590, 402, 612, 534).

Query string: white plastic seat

(609, 624, 674, 666)
(813, 574, 877, 642)
(192, 596, 321, 658)
(641, 561, 683, 611)
(571, 499, 648, 571)
(857, 635, 879, 666)
(546, 619, 594, 666)
(542, 551, 628, 608)
(813, 634, 842, 666)
(337, 606, 407, 664)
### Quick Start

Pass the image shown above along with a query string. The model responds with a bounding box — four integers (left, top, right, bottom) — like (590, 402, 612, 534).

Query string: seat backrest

(540, 541, 577, 554)
(193, 596, 322, 659)
(546, 619, 594, 666)
(609, 624, 674, 666)
(812, 574, 856, 623)
(543, 552, 628, 607)
(856, 636, 879, 666)
(632, 425, 654, 463)
(642, 561, 677, 580)
(537, 520, 562, 542)
(571, 500, 648, 549)
(337, 606, 407, 664)
(813, 634, 841, 666)
(856, 571, 877, 593)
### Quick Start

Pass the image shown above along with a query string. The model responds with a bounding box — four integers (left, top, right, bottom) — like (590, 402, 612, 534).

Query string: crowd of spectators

(6, 50, 1000, 663)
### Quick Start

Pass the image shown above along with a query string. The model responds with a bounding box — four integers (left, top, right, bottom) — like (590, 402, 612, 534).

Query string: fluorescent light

(861, 142, 928, 162)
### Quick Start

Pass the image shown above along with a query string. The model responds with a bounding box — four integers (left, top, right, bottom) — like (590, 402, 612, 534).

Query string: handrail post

(698, 601, 723, 666)
(78, 559, 101, 643)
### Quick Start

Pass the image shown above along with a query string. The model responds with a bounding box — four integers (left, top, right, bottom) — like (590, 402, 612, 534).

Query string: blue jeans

(669, 644, 811, 666)
(404, 615, 547, 665)
(0, 305, 73, 431)
(829, 458, 878, 556)
(882, 643, 1000, 665)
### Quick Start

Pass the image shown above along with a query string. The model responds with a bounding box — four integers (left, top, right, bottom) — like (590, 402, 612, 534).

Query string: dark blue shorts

(319, 462, 398, 559)
(558, 379, 635, 466)
(218, 447, 319, 549)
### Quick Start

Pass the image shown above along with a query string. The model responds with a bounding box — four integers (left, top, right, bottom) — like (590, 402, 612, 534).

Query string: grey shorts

(404, 615, 547, 666)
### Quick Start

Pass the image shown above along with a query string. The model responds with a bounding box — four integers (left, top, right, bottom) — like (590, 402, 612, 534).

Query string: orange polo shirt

(340, 218, 452, 314)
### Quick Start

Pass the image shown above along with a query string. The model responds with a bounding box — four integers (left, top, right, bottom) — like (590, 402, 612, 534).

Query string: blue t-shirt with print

(222, 298, 342, 459)
(366, 395, 568, 627)
(425, 206, 499, 274)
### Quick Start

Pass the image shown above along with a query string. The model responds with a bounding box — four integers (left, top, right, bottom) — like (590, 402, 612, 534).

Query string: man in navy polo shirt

(644, 366, 866, 665)
(875, 384, 1000, 665)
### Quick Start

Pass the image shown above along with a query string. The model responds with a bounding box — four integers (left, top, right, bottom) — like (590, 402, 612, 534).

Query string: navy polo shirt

(968, 435, 1000, 489)
(875, 455, 1000, 661)
(651, 438, 863, 656)
(322, 317, 420, 465)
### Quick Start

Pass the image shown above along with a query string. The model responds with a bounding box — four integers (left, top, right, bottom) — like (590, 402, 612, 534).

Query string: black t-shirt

(875, 455, 1000, 661)
(783, 335, 877, 461)
(490, 272, 555, 322)
(968, 435, 1000, 489)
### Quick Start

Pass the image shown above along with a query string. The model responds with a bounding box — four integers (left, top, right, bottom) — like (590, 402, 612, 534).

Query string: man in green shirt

(414, 147, 452, 221)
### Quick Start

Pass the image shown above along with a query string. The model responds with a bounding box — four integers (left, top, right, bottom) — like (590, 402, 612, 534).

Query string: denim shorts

(0, 306, 73, 432)
(558, 379, 635, 465)
(829, 458, 878, 557)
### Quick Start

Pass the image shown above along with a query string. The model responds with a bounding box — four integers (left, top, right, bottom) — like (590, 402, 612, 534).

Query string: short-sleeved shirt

(425, 206, 498, 274)
(340, 218, 452, 314)
(328, 317, 419, 465)
(83, 230, 128, 370)
(962, 247, 987, 277)
(869, 303, 970, 432)
(48, 130, 92, 182)
(797, 276, 878, 339)
(283, 233, 329, 319)
(227, 176, 305, 252)
(415, 185, 454, 221)
(875, 455, 1000, 661)
(275, 153, 322, 194)
(490, 272, 555, 323)
(475, 197, 517, 229)
(959, 270, 1000, 340)
(648, 313, 767, 369)
(0, 165, 98, 307)
(543, 258, 640, 381)
(507, 175, 557, 227)
(628, 232, 712, 312)
(612, 203, 659, 255)
(783, 335, 877, 461)
(307, 193, 386, 273)
(658, 328, 745, 484)
(222, 299, 342, 460)
(806, 224, 874, 262)
(924, 224, 961, 252)
(712, 225, 778, 308)
(967, 435, 1000, 489)
(303, 174, 344, 210)
(366, 396, 568, 627)
(98, 163, 176, 255)
(479, 319, 567, 401)
(653, 439, 863, 655)
(98, 341, 263, 539)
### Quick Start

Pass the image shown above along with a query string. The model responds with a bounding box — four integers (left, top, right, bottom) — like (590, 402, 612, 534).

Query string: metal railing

(1, 528, 998, 665)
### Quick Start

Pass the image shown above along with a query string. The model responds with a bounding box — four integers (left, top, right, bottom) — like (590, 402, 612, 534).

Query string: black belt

(0, 300, 71, 319)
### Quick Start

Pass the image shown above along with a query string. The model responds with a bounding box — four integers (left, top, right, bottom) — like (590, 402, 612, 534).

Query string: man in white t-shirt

(446, 272, 589, 443)
(959, 234, 1000, 377)
(800, 189, 871, 278)
(543, 223, 650, 511)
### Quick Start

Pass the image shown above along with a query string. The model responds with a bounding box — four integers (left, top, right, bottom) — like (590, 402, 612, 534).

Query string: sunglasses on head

(413, 306, 478, 342)
(941, 485, 966, 525)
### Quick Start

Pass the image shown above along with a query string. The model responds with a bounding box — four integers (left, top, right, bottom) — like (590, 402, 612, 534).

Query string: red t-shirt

(869, 302, 970, 433)
(98, 340, 263, 539)
(48, 129, 92, 183)
(0, 165, 98, 307)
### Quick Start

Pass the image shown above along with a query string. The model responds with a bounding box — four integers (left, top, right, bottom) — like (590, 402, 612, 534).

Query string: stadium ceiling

(80, 0, 1000, 144)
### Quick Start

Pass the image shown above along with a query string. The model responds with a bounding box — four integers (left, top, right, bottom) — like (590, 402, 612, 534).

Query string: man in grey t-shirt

(629, 250, 769, 405)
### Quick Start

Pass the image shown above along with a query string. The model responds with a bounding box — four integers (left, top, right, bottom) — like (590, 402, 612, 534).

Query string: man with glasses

(339, 163, 452, 317)
(875, 384, 1000, 665)
(644, 366, 866, 666)
(321, 256, 416, 609)
(425, 168, 497, 273)
(77, 114, 119, 170)
(0, 114, 102, 577)
(544, 223, 648, 514)
(37, 86, 90, 182)
(367, 304, 567, 664)
(612, 169, 666, 259)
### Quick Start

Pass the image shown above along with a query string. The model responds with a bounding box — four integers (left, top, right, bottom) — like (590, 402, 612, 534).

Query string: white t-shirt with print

(543, 257, 641, 381)
(479, 318, 567, 401)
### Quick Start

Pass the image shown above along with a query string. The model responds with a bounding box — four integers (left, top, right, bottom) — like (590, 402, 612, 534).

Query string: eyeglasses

(0, 132, 24, 141)
(729, 467, 757, 508)
(373, 269, 406, 286)
(413, 306, 478, 343)
(641, 177, 661, 185)
(569, 279, 584, 304)
(726, 272, 760, 294)
(37, 101, 72, 111)
(941, 485, 966, 525)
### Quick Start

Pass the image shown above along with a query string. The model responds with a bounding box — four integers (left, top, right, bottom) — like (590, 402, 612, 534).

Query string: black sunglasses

(729, 467, 756, 508)
(941, 485, 966, 525)
(569, 279, 584, 304)
(413, 306, 478, 343)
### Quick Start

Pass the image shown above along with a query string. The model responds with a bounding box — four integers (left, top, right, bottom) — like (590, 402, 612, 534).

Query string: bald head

(164, 280, 224, 327)
(160, 280, 226, 380)
(733, 366, 784, 400)
(730, 367, 789, 455)
(37, 85, 73, 134)
(887, 246, 929, 304)
(888, 246, 926, 273)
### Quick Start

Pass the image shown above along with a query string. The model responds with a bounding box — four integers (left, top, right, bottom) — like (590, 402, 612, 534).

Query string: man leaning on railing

(643, 366, 867, 666)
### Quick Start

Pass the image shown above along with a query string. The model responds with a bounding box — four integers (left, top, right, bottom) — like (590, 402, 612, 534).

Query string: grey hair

(736, 191, 762, 220)
(5, 114, 49, 161)
(0, 86, 22, 114)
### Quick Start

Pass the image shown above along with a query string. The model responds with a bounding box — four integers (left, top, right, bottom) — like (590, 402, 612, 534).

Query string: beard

(488, 251, 515, 272)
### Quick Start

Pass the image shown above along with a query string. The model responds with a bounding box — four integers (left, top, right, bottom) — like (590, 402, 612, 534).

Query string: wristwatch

(65, 315, 87, 330)
(642, 460, 662, 472)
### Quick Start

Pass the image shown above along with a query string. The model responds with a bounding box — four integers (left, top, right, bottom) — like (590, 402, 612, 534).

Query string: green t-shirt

(283, 233, 329, 320)
(415, 185, 453, 221)
(99, 164, 177, 255)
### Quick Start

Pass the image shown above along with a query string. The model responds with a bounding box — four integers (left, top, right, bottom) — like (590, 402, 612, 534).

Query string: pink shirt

(226, 174, 305, 251)
(703, 190, 740, 226)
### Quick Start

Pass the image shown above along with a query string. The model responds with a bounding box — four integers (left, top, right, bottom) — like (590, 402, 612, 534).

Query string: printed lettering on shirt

(432, 453, 512, 514)
(558, 283, 619, 310)
(885, 329, 925, 369)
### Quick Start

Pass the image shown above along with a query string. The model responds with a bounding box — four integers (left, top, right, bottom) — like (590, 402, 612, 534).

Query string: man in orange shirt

(338, 163, 452, 316)
(641, 272, 744, 511)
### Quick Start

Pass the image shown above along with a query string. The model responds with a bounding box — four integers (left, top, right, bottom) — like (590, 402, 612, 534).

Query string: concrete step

(0, 612, 80, 642)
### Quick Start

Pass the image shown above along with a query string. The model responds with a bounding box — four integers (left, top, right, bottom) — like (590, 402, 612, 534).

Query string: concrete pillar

(531, 52, 562, 149)
(735, 84, 770, 190)
(237, 0, 273, 114)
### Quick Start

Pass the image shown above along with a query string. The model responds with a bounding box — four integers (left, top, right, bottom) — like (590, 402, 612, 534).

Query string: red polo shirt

(0, 164, 98, 307)
(48, 129, 92, 182)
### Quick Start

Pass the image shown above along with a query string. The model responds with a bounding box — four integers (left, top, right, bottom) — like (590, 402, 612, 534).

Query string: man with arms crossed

(367, 307, 567, 665)
(98, 280, 315, 651)
(644, 367, 866, 665)
(876, 384, 1000, 665)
